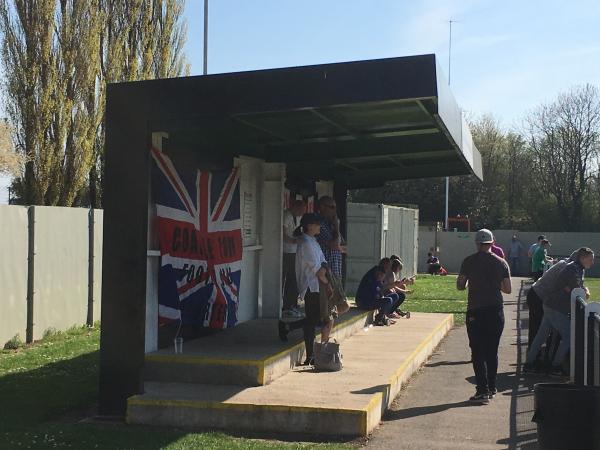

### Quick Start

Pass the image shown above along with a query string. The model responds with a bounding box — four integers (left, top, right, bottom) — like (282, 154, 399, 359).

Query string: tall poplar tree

(0, 0, 189, 206)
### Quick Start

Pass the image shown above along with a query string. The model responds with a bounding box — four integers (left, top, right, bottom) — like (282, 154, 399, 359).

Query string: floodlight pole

(203, 0, 208, 75)
(444, 20, 454, 231)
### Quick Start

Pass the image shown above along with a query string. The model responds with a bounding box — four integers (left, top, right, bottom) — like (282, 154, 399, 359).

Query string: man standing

(282, 200, 306, 318)
(316, 196, 346, 279)
(507, 235, 524, 275)
(531, 239, 551, 281)
(457, 229, 511, 404)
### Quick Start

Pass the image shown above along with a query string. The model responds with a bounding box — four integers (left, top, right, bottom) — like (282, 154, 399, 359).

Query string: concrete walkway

(366, 277, 541, 449)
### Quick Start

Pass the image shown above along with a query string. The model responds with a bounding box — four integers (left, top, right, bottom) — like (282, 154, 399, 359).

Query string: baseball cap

(300, 213, 321, 227)
(475, 228, 494, 244)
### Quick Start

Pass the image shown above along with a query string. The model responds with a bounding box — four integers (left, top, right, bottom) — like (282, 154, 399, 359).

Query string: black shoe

(488, 387, 497, 398)
(278, 320, 289, 342)
(302, 357, 314, 366)
(522, 363, 536, 374)
(548, 366, 567, 378)
(469, 391, 490, 404)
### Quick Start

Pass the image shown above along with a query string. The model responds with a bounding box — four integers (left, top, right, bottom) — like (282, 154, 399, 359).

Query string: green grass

(585, 278, 600, 300)
(0, 325, 350, 450)
(404, 274, 468, 325)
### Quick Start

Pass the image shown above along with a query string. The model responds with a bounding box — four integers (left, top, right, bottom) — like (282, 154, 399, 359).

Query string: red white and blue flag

(151, 147, 242, 329)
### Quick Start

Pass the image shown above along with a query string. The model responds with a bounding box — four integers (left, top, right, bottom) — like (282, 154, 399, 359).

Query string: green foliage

(3, 333, 23, 350)
(0, 0, 189, 207)
(42, 327, 58, 340)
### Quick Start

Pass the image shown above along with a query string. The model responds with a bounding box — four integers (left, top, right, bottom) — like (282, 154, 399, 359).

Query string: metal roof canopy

(126, 54, 481, 188)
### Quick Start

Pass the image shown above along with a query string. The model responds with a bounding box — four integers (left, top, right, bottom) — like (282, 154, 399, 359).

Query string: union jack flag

(151, 147, 243, 329)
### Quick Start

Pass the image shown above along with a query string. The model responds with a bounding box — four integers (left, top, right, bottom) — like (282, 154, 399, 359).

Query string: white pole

(203, 0, 208, 75)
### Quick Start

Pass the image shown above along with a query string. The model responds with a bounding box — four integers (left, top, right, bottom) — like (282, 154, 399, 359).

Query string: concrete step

(128, 312, 453, 437)
(143, 308, 373, 387)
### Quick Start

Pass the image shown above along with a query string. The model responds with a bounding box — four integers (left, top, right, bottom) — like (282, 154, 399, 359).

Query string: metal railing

(570, 288, 600, 386)
(589, 312, 600, 386)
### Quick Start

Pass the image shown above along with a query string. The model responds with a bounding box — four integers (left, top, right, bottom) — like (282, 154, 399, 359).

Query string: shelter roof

(111, 54, 482, 187)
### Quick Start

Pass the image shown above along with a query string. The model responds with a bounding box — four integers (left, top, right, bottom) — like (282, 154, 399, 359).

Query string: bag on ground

(313, 339, 343, 371)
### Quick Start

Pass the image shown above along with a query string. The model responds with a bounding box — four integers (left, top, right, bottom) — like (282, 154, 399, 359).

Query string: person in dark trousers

(278, 213, 333, 365)
(525, 250, 577, 354)
(281, 199, 307, 318)
(356, 260, 403, 325)
(457, 229, 512, 404)
(524, 247, 594, 376)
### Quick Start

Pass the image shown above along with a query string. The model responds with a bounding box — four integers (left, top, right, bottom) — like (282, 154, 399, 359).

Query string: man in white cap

(457, 228, 512, 404)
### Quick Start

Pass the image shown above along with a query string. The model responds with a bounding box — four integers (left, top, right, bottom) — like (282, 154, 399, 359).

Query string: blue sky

(2, 0, 599, 203)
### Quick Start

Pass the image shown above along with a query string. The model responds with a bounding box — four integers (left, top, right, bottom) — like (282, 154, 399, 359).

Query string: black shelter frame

(99, 54, 482, 415)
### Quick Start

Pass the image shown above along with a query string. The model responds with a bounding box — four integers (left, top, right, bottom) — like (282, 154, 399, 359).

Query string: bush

(3, 334, 23, 350)
(43, 327, 59, 339)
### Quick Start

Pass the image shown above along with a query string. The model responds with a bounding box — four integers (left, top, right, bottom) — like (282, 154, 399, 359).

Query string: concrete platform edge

(127, 313, 454, 437)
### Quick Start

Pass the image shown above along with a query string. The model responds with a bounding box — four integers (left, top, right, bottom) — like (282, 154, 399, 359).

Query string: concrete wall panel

(0, 205, 28, 346)
(33, 206, 89, 339)
(93, 210, 103, 323)
(418, 228, 600, 278)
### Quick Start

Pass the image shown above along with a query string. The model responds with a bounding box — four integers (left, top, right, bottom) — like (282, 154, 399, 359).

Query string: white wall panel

(0, 205, 28, 346)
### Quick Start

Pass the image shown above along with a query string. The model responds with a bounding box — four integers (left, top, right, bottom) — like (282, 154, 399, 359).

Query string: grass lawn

(404, 274, 467, 325)
(0, 326, 350, 450)
(585, 278, 600, 300)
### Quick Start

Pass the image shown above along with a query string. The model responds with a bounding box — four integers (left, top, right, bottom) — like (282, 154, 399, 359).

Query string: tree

(525, 84, 600, 231)
(0, 0, 189, 206)
(0, 119, 25, 176)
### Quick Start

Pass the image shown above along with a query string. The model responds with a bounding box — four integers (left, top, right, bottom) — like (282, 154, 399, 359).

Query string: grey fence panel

(92, 209, 103, 323)
(0, 205, 103, 347)
(32, 206, 89, 339)
(346, 203, 383, 294)
(418, 229, 600, 276)
(347, 204, 418, 294)
(0, 205, 28, 347)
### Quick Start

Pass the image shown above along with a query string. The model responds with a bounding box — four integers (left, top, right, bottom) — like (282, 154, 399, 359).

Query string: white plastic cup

(174, 337, 183, 353)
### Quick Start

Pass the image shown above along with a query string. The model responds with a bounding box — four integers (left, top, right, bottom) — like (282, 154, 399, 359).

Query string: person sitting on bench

(382, 258, 412, 318)
(356, 263, 403, 325)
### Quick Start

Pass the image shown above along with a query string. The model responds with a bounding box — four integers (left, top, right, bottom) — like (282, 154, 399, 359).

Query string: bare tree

(526, 84, 600, 231)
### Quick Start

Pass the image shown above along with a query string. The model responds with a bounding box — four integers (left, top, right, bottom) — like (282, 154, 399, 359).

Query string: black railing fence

(589, 312, 600, 386)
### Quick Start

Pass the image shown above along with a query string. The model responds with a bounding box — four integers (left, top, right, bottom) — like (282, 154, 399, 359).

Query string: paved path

(366, 277, 541, 449)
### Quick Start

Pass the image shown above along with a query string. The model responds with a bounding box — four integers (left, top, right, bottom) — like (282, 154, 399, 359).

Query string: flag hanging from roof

(151, 147, 243, 329)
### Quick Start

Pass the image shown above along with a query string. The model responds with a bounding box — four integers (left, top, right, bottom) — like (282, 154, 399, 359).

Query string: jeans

(359, 292, 404, 315)
(287, 291, 321, 358)
(466, 305, 505, 393)
(282, 252, 298, 310)
(526, 305, 570, 367)
(526, 288, 544, 350)
(509, 257, 520, 275)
